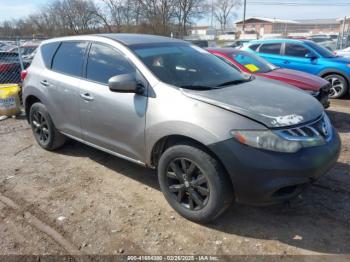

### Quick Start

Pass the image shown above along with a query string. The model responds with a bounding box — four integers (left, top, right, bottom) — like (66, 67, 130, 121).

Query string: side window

(41, 42, 60, 68)
(52, 42, 87, 77)
(86, 43, 136, 84)
(285, 43, 310, 57)
(259, 43, 281, 55)
(249, 44, 260, 51)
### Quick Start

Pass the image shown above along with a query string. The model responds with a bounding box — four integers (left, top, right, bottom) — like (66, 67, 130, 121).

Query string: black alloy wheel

(31, 109, 50, 145)
(166, 158, 210, 211)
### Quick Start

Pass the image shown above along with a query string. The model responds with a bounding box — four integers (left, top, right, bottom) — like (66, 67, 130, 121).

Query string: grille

(277, 114, 332, 143)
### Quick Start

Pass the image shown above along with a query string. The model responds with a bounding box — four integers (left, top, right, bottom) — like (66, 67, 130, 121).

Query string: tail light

(21, 70, 28, 81)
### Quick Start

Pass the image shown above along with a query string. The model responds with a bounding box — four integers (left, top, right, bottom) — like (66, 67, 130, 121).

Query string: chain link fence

(0, 37, 45, 85)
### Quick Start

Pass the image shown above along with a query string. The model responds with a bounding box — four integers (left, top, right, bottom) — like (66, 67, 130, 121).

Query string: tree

(174, 0, 207, 37)
(214, 0, 241, 32)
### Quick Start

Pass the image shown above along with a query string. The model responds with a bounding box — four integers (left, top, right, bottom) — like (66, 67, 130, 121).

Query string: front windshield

(305, 41, 336, 58)
(232, 51, 277, 73)
(131, 43, 250, 89)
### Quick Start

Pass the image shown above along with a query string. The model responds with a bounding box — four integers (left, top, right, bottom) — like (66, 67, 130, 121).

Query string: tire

(324, 74, 348, 99)
(158, 143, 233, 223)
(29, 102, 66, 150)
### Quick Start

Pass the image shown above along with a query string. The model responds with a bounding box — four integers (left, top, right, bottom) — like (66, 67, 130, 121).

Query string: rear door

(282, 43, 321, 74)
(79, 42, 147, 162)
(43, 41, 88, 138)
(257, 42, 284, 67)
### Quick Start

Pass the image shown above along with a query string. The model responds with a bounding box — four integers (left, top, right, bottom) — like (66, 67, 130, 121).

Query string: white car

(334, 47, 350, 58)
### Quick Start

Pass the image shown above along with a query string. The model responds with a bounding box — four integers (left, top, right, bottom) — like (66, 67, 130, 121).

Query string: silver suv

(22, 34, 341, 223)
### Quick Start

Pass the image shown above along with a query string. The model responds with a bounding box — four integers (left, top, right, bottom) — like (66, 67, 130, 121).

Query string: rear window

(52, 42, 88, 77)
(259, 43, 281, 54)
(41, 42, 60, 68)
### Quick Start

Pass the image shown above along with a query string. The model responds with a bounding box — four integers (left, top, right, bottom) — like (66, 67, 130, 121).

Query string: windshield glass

(232, 51, 277, 73)
(305, 41, 336, 58)
(131, 43, 249, 89)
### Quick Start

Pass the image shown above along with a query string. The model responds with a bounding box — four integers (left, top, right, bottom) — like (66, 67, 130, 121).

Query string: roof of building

(235, 17, 298, 25)
(236, 17, 342, 25)
(295, 19, 339, 25)
(190, 25, 216, 30)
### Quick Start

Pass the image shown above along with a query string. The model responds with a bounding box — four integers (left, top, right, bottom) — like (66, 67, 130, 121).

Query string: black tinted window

(41, 42, 60, 68)
(285, 44, 310, 57)
(86, 44, 135, 84)
(52, 42, 87, 76)
(259, 43, 281, 54)
(249, 44, 260, 51)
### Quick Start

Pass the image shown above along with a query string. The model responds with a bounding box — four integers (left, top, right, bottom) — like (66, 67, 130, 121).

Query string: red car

(207, 48, 330, 108)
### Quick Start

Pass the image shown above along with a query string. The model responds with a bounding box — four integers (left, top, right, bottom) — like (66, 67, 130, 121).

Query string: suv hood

(329, 56, 350, 63)
(182, 77, 324, 128)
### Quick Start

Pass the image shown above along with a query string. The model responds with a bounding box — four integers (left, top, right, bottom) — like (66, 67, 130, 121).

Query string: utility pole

(341, 16, 347, 49)
(242, 0, 247, 32)
(211, 0, 214, 27)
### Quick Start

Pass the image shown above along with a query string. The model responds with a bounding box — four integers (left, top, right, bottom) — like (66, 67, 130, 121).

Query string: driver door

(79, 43, 148, 163)
(281, 43, 320, 74)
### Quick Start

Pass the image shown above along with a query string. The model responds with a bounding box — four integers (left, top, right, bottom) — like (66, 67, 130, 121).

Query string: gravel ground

(0, 99, 349, 257)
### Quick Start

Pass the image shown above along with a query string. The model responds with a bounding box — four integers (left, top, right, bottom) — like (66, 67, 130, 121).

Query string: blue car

(242, 39, 350, 98)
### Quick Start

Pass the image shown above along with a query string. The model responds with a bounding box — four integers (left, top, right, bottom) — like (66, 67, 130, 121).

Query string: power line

(248, 1, 350, 6)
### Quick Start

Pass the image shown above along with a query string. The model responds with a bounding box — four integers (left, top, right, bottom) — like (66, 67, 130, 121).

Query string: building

(235, 17, 298, 37)
(188, 26, 216, 40)
(235, 16, 347, 37)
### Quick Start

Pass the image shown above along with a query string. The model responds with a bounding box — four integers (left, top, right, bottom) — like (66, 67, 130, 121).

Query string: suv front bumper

(209, 129, 341, 205)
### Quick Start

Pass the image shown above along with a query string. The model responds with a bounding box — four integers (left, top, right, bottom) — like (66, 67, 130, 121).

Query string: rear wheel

(324, 74, 348, 98)
(29, 102, 66, 150)
(158, 144, 233, 223)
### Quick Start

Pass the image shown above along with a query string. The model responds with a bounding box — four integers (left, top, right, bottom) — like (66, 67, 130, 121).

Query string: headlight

(231, 129, 326, 153)
(231, 130, 302, 153)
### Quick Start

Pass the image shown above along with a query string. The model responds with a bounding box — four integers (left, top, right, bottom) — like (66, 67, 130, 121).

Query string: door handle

(80, 93, 94, 101)
(40, 80, 50, 87)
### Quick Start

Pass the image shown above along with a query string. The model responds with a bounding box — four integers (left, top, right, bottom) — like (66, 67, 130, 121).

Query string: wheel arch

(150, 135, 234, 190)
(24, 95, 42, 123)
(319, 69, 350, 89)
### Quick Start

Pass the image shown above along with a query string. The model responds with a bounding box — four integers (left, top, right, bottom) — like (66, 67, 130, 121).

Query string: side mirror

(305, 53, 317, 59)
(108, 74, 144, 94)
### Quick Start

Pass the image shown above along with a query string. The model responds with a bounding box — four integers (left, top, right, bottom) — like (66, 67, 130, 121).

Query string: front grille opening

(272, 185, 301, 198)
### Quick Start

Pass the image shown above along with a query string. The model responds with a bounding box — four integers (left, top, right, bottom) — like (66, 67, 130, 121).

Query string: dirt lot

(0, 99, 349, 257)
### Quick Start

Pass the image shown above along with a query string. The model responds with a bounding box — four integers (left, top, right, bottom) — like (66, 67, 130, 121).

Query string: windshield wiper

(216, 77, 252, 87)
(180, 85, 216, 90)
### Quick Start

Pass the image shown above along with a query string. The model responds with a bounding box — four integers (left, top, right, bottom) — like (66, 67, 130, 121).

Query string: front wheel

(157, 144, 233, 223)
(324, 74, 348, 99)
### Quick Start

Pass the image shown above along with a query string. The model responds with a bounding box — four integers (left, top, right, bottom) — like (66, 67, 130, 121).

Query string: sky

(0, 0, 349, 24)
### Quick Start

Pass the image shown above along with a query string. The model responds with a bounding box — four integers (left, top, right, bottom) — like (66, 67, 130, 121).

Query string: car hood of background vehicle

(182, 77, 324, 128)
(257, 68, 328, 91)
(329, 56, 350, 64)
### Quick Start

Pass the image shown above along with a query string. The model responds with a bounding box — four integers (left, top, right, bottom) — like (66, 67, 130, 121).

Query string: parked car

(242, 39, 350, 98)
(186, 40, 209, 48)
(308, 35, 337, 51)
(224, 39, 251, 49)
(0, 52, 30, 83)
(7, 44, 39, 60)
(334, 47, 350, 58)
(207, 48, 330, 108)
(22, 34, 340, 223)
